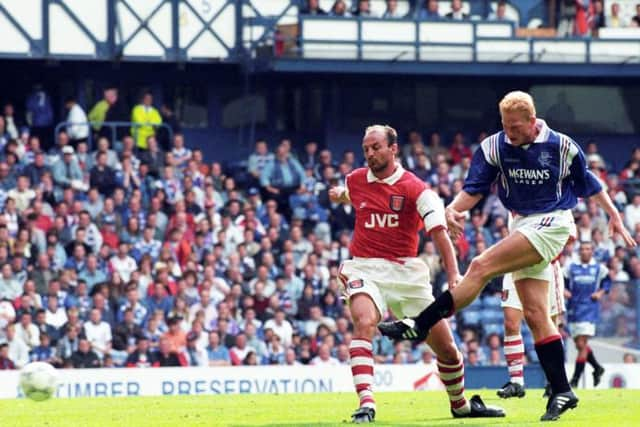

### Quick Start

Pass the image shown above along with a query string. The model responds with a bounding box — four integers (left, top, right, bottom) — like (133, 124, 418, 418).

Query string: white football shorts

(339, 257, 434, 319)
(510, 209, 574, 282)
(501, 260, 565, 316)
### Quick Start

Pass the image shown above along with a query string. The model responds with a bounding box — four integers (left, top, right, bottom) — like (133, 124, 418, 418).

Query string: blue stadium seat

(482, 295, 502, 308)
(461, 309, 482, 326)
(483, 323, 504, 337)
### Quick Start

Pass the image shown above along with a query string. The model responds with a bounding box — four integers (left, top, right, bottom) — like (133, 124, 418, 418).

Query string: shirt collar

(533, 119, 550, 143)
(366, 164, 404, 185)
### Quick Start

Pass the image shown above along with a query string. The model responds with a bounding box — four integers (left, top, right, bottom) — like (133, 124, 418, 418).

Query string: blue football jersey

(464, 120, 602, 215)
(565, 260, 611, 323)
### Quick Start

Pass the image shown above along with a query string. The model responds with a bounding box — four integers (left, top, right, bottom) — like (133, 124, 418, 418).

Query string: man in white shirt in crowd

(14, 312, 40, 350)
(110, 242, 137, 282)
(84, 308, 112, 359)
(263, 309, 293, 347)
(311, 343, 340, 366)
(65, 97, 89, 145)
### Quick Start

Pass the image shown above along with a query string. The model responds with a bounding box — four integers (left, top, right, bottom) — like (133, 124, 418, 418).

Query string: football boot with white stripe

(540, 391, 579, 421)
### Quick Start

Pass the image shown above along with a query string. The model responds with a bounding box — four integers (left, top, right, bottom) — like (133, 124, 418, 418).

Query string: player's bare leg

(427, 320, 505, 418)
(379, 232, 577, 421)
(379, 232, 542, 340)
(348, 293, 379, 423)
(515, 278, 578, 421)
(497, 307, 526, 398)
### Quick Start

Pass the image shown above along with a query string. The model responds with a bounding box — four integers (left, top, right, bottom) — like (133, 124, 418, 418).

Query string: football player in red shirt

(330, 125, 504, 423)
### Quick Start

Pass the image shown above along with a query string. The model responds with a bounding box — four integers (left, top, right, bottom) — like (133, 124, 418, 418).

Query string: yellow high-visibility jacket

(131, 104, 162, 149)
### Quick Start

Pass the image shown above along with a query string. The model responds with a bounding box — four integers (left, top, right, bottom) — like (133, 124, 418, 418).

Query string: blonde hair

(499, 91, 536, 119)
(364, 124, 398, 146)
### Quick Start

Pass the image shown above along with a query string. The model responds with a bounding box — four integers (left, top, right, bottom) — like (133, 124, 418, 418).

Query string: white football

(19, 362, 58, 401)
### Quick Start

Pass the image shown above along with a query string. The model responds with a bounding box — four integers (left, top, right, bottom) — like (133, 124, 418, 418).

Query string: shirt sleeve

(462, 136, 500, 195)
(416, 189, 447, 233)
(564, 137, 602, 198)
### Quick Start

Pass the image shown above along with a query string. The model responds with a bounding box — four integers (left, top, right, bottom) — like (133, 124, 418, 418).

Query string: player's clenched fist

(329, 186, 348, 203)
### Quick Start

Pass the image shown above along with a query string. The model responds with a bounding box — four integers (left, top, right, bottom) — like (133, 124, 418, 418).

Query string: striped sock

(504, 334, 525, 386)
(437, 352, 471, 415)
(349, 338, 375, 410)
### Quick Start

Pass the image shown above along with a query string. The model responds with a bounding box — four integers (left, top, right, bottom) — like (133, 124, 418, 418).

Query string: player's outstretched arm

(329, 186, 351, 205)
(445, 191, 483, 239)
(590, 190, 636, 248)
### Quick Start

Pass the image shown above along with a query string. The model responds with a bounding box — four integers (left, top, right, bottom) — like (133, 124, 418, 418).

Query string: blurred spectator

(311, 343, 340, 365)
(25, 85, 53, 150)
(633, 4, 640, 26)
(488, 1, 517, 25)
(624, 353, 638, 363)
(184, 331, 207, 367)
(445, 0, 468, 20)
(609, 2, 624, 27)
(263, 309, 294, 347)
(3, 103, 21, 140)
(352, 0, 375, 17)
(70, 338, 101, 368)
(125, 337, 154, 368)
(382, 0, 405, 18)
(590, 0, 606, 36)
(0, 342, 15, 369)
(329, 0, 351, 17)
(56, 325, 80, 365)
(153, 336, 187, 367)
(84, 308, 112, 359)
(558, 0, 578, 37)
(301, 0, 326, 15)
(30, 333, 55, 364)
(260, 141, 305, 217)
(131, 92, 162, 150)
(624, 194, 640, 231)
(6, 324, 29, 368)
(416, 0, 440, 19)
(52, 146, 85, 191)
(64, 97, 89, 146)
(206, 330, 230, 366)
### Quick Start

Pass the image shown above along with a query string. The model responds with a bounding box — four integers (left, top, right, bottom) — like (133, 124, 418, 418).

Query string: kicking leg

(379, 232, 542, 340)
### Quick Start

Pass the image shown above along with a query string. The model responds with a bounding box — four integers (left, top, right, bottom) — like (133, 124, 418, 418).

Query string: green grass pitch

(1, 389, 639, 426)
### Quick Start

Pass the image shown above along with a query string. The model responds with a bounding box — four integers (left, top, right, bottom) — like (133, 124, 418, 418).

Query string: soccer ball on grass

(19, 362, 58, 401)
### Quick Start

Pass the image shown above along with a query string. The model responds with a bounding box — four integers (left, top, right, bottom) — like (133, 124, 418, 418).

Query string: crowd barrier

(1, 363, 636, 399)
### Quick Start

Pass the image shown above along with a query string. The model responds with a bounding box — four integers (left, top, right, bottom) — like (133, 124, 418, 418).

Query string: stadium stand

(0, 0, 639, 377)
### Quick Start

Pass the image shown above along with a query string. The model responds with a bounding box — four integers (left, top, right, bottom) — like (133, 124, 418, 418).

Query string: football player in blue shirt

(565, 241, 610, 388)
(379, 91, 636, 421)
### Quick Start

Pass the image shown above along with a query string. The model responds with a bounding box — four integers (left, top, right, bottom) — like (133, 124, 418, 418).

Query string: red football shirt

(345, 166, 446, 259)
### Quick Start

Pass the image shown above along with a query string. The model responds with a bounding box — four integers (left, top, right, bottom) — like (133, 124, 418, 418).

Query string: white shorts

(569, 321, 596, 338)
(510, 209, 574, 282)
(501, 260, 565, 316)
(339, 257, 433, 319)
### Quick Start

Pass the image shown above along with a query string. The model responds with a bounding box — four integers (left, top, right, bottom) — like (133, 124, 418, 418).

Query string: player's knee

(468, 255, 494, 282)
(504, 317, 521, 336)
(522, 304, 546, 326)
(436, 343, 460, 364)
(351, 313, 378, 338)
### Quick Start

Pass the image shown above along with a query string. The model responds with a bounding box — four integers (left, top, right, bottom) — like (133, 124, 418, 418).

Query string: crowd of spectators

(299, 0, 640, 38)
(0, 87, 639, 372)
